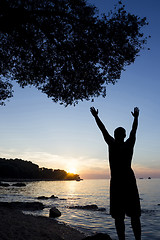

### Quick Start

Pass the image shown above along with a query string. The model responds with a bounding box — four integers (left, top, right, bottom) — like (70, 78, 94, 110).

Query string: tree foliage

(0, 158, 81, 180)
(0, 0, 148, 105)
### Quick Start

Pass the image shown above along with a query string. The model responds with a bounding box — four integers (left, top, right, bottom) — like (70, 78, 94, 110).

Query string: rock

(37, 196, 49, 200)
(69, 204, 106, 211)
(82, 233, 112, 240)
(49, 207, 61, 218)
(0, 182, 10, 187)
(50, 195, 58, 199)
(83, 204, 99, 210)
(37, 195, 58, 200)
(69, 204, 98, 210)
(12, 183, 26, 187)
(98, 207, 106, 212)
(141, 209, 155, 215)
(0, 202, 44, 210)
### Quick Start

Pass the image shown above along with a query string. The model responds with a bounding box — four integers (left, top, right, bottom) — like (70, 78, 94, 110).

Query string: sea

(0, 178, 160, 240)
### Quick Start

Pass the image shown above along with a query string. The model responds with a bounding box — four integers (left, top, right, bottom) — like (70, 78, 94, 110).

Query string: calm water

(1, 179, 160, 240)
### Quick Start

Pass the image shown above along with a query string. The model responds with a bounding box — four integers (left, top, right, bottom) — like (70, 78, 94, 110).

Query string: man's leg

(115, 217, 125, 240)
(131, 216, 141, 240)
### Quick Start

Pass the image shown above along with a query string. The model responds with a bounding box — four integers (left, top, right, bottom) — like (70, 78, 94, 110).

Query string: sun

(67, 167, 77, 174)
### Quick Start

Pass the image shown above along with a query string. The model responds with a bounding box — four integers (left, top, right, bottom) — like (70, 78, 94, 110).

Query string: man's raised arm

(130, 107, 139, 138)
(90, 107, 113, 144)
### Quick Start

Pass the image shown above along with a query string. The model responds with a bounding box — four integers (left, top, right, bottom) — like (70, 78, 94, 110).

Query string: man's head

(114, 127, 126, 142)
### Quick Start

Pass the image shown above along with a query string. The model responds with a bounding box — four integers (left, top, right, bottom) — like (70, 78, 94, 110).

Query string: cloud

(1, 147, 159, 179)
(133, 163, 160, 178)
(0, 148, 66, 168)
(0, 147, 110, 178)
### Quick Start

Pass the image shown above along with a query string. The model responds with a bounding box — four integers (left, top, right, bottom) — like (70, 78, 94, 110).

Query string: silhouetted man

(90, 107, 141, 240)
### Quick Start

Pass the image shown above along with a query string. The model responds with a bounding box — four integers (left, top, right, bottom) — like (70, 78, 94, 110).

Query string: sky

(0, 0, 160, 179)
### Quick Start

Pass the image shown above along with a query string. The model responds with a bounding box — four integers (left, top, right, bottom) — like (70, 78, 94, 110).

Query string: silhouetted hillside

(0, 158, 81, 181)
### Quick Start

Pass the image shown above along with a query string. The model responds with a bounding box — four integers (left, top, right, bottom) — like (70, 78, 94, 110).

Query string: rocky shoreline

(0, 206, 112, 240)
(0, 206, 86, 240)
(0, 182, 113, 239)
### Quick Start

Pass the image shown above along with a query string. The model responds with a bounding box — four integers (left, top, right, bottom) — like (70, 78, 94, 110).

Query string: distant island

(0, 158, 81, 181)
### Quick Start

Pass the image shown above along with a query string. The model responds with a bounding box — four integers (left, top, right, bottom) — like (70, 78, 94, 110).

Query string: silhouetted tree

(52, 169, 67, 180)
(0, 158, 40, 178)
(66, 173, 80, 180)
(39, 167, 54, 179)
(0, 158, 80, 180)
(0, 0, 148, 105)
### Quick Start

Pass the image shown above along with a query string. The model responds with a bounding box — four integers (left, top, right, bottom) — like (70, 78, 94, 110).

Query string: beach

(0, 207, 86, 240)
(1, 179, 160, 239)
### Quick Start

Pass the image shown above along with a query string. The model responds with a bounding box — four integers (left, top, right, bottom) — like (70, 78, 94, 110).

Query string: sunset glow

(0, 0, 159, 179)
(67, 167, 77, 174)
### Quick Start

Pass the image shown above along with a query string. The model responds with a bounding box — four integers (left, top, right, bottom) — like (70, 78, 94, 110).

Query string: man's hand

(90, 107, 98, 117)
(131, 107, 139, 118)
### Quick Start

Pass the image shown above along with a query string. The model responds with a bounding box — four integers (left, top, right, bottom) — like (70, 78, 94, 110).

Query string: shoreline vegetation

(0, 158, 87, 240)
(0, 158, 114, 239)
(0, 158, 82, 181)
